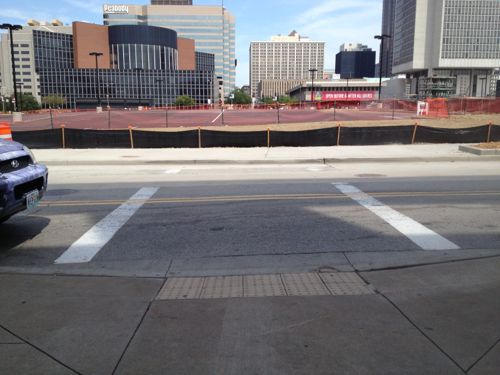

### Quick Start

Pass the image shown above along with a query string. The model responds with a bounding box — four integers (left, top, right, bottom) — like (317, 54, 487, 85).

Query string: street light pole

(275, 92, 280, 124)
(1, 23, 23, 112)
(374, 34, 391, 100)
(309, 68, 317, 103)
(16, 82, 23, 111)
(89, 51, 103, 108)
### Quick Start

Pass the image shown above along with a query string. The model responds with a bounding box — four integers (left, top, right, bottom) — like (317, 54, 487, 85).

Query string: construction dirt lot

(5, 109, 500, 133)
(192, 113, 500, 132)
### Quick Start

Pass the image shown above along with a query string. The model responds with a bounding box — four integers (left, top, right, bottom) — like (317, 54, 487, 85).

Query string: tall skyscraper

(103, 3, 235, 96)
(391, 0, 500, 98)
(380, 0, 395, 77)
(249, 31, 325, 98)
(335, 43, 376, 79)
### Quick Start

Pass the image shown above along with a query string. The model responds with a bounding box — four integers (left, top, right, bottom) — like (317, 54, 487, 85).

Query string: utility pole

(309, 68, 318, 103)
(374, 34, 391, 100)
(1, 23, 23, 112)
(89, 51, 103, 109)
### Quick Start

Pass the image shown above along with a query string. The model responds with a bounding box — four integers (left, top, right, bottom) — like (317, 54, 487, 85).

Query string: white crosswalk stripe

(54, 187, 159, 264)
(333, 183, 460, 251)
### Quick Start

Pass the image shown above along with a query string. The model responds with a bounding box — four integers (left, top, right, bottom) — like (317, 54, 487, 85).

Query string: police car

(0, 139, 48, 223)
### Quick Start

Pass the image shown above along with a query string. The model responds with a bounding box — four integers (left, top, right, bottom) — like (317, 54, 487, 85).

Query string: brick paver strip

(157, 277, 204, 300)
(243, 274, 287, 297)
(200, 276, 244, 299)
(281, 273, 331, 296)
(157, 272, 373, 300)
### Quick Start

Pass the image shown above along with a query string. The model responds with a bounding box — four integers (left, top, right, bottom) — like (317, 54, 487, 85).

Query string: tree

(174, 95, 195, 106)
(19, 93, 40, 111)
(232, 89, 252, 104)
(278, 95, 296, 104)
(261, 97, 274, 105)
(42, 95, 66, 108)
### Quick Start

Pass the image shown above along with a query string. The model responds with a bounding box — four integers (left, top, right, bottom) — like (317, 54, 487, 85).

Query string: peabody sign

(103, 4, 129, 13)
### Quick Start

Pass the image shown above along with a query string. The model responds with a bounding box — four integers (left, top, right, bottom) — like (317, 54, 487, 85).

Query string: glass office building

(108, 25, 178, 70)
(10, 22, 216, 108)
(0, 21, 72, 102)
(103, 4, 235, 97)
(38, 69, 214, 108)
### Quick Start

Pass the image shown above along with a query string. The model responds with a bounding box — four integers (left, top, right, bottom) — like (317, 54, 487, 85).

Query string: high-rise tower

(249, 31, 325, 98)
(380, 0, 395, 77)
(104, 3, 235, 95)
(391, 0, 500, 97)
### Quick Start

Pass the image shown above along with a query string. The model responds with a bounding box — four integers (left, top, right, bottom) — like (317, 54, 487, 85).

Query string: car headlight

(23, 145, 37, 164)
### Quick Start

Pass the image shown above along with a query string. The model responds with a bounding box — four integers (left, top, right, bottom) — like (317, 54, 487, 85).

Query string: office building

(335, 43, 376, 79)
(391, 0, 500, 98)
(103, 3, 235, 97)
(0, 20, 71, 103)
(1, 21, 216, 108)
(380, 0, 395, 77)
(151, 0, 192, 4)
(340, 43, 369, 52)
(249, 30, 325, 98)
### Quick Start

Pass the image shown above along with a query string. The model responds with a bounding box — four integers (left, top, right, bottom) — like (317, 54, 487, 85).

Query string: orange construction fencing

(426, 98, 449, 118)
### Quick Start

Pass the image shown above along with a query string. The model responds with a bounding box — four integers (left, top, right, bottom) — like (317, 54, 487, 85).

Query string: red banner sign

(320, 91, 376, 101)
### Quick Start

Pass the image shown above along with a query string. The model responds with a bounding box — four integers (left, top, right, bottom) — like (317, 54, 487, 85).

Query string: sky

(0, 0, 383, 87)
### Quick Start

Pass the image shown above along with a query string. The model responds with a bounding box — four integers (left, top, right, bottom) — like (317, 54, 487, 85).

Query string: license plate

(26, 190, 40, 210)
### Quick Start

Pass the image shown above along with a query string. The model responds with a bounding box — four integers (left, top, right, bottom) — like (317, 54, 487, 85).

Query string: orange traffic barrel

(0, 123, 13, 141)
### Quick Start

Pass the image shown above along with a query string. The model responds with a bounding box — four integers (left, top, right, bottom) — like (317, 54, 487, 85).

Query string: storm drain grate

(157, 272, 373, 300)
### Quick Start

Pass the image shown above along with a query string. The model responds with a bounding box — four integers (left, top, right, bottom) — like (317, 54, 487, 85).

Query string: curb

(459, 145, 500, 156)
(39, 155, 500, 166)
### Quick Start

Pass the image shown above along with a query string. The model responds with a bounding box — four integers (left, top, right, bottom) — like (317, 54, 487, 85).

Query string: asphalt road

(1, 162, 499, 277)
(1, 161, 500, 375)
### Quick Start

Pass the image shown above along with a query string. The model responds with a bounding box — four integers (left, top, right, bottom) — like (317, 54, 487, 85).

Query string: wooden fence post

(128, 125, 134, 149)
(61, 125, 65, 149)
(411, 122, 419, 144)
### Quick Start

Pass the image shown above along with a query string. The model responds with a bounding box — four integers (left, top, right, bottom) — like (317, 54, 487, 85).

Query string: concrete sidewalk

(0, 256, 499, 374)
(33, 143, 500, 165)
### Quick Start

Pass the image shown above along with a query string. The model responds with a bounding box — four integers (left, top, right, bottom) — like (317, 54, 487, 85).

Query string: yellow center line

(40, 190, 500, 207)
